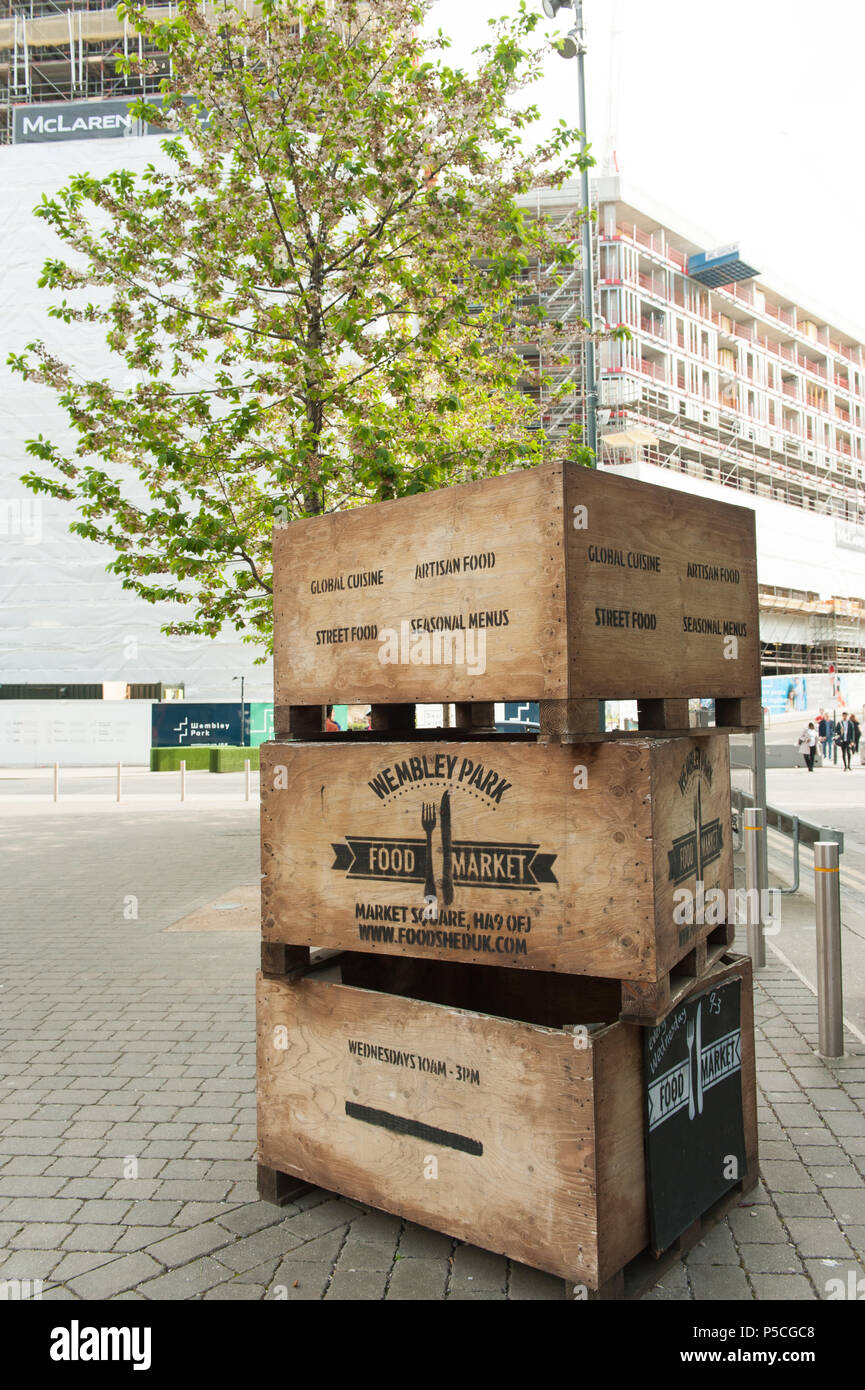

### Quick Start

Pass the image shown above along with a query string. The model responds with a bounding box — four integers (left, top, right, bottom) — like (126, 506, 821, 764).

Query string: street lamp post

(541, 0, 597, 461)
(233, 675, 246, 746)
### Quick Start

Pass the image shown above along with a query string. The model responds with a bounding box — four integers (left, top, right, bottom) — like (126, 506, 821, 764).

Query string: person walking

(836, 712, 854, 770)
(853, 714, 862, 763)
(798, 721, 818, 771)
(817, 709, 832, 762)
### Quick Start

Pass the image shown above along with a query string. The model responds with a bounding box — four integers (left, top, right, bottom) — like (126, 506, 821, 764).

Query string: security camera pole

(541, 0, 597, 460)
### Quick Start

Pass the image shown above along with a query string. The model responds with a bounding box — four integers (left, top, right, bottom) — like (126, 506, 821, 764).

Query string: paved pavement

(0, 778, 863, 1300)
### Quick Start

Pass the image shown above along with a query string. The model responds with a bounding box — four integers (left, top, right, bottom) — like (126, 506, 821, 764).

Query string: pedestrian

(853, 714, 862, 760)
(798, 721, 818, 771)
(816, 709, 831, 762)
(836, 712, 854, 770)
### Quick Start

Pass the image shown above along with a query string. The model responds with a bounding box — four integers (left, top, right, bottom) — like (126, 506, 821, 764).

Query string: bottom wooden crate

(256, 953, 757, 1291)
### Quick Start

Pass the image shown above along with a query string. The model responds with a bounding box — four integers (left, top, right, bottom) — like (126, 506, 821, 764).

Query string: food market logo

(647, 998, 742, 1131)
(331, 788, 557, 901)
(668, 752, 723, 884)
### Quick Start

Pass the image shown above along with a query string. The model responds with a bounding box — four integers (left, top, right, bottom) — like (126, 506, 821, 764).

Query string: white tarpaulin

(0, 139, 272, 701)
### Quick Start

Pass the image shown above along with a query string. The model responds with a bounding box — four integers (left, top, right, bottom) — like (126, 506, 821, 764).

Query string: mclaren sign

(13, 99, 162, 145)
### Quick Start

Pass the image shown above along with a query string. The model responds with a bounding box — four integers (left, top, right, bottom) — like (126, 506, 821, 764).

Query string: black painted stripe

(344, 1101, 483, 1156)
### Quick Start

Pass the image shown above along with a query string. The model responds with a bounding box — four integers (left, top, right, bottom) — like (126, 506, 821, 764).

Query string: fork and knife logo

(421, 791, 454, 917)
(686, 1002, 704, 1121)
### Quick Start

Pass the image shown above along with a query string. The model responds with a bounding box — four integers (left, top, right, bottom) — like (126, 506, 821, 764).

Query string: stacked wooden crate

(256, 460, 760, 1297)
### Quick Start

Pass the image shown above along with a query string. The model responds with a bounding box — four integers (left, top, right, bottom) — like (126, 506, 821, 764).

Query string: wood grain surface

(272, 462, 759, 705)
(260, 736, 733, 981)
(256, 969, 648, 1286)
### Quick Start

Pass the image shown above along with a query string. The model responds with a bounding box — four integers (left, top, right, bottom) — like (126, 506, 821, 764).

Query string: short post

(116, 761, 122, 803)
(753, 712, 769, 899)
(53, 762, 59, 802)
(744, 806, 766, 969)
(244, 758, 251, 802)
(180, 759, 186, 803)
(814, 841, 843, 1058)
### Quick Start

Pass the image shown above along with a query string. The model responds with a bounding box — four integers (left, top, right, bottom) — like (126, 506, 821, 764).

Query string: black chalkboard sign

(644, 975, 746, 1252)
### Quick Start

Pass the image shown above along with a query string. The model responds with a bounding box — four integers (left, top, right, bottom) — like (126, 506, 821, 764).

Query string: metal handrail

(731, 786, 844, 895)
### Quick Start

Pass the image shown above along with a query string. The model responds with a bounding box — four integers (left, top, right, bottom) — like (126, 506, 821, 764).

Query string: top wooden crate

(273, 461, 760, 708)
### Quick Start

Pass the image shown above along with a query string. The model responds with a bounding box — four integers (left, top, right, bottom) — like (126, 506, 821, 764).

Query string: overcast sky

(427, 0, 864, 335)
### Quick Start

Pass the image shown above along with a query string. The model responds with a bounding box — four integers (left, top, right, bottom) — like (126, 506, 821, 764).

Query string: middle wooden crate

(261, 733, 733, 984)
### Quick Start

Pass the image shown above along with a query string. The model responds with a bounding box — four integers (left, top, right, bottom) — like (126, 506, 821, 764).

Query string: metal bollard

(244, 759, 250, 802)
(180, 759, 186, 802)
(53, 762, 59, 802)
(815, 841, 843, 1058)
(116, 761, 122, 803)
(744, 806, 766, 969)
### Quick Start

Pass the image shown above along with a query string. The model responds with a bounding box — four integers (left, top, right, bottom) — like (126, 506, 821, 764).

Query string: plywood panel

(273, 464, 568, 705)
(261, 736, 732, 981)
(272, 462, 760, 706)
(564, 467, 759, 700)
(256, 972, 648, 1285)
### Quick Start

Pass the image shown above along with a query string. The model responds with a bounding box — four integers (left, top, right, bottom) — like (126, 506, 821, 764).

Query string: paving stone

(795, 1146, 850, 1166)
(138, 1256, 231, 1300)
(0, 1249, 63, 1280)
(326, 1268, 389, 1300)
(825, 1113, 865, 1138)
(217, 1204, 288, 1238)
(772, 1192, 832, 1219)
(758, 1161, 816, 1193)
(397, 1223, 454, 1260)
(739, 1243, 802, 1274)
(747, 1273, 816, 1300)
(144, 1223, 233, 1268)
(335, 1237, 394, 1273)
(385, 1257, 449, 1300)
(203, 1281, 266, 1300)
(265, 1260, 332, 1300)
(684, 1223, 739, 1265)
(783, 1218, 855, 1258)
(687, 1265, 754, 1300)
(508, 1261, 567, 1300)
(450, 1244, 507, 1291)
(111, 1227, 177, 1254)
(1, 1199, 82, 1223)
(448, 1288, 507, 1299)
(68, 1199, 132, 1225)
(171, 1201, 241, 1228)
(804, 1257, 865, 1296)
(213, 1222, 306, 1273)
(842, 1226, 865, 1256)
(728, 1205, 790, 1244)
(283, 1198, 361, 1242)
(823, 1189, 865, 1227)
(8, 1222, 74, 1250)
(49, 1250, 123, 1283)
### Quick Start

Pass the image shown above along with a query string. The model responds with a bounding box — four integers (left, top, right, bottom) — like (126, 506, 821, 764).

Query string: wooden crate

(272, 461, 760, 711)
(261, 734, 733, 985)
(256, 953, 757, 1291)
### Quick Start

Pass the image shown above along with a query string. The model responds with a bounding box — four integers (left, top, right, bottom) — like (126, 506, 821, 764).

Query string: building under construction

(520, 175, 865, 675)
(0, 1, 177, 144)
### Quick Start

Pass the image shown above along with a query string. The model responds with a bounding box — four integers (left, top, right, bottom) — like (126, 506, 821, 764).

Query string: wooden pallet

(261, 919, 736, 1032)
(274, 695, 761, 742)
(619, 920, 736, 1026)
